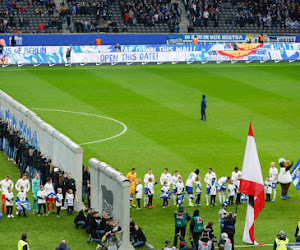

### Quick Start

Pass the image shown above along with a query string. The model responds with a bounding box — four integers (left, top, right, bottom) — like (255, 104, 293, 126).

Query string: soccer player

(185, 169, 199, 207)
(171, 171, 181, 205)
(194, 176, 202, 207)
(231, 167, 242, 182)
(217, 176, 230, 204)
(269, 162, 278, 201)
(15, 174, 30, 193)
(160, 168, 172, 189)
(126, 168, 137, 207)
(204, 168, 217, 206)
(0, 175, 14, 214)
(45, 177, 55, 214)
(32, 172, 40, 214)
(143, 169, 154, 207)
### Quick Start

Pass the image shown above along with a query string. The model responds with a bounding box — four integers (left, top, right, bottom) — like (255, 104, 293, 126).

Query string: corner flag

(240, 123, 265, 245)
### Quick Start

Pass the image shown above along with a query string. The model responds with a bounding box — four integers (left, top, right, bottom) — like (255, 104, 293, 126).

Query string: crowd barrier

(1, 34, 300, 46)
(0, 91, 84, 209)
(89, 158, 133, 250)
(1, 43, 300, 65)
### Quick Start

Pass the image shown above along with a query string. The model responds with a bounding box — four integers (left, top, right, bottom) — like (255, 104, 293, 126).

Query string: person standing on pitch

(66, 46, 72, 66)
(173, 205, 191, 248)
(185, 169, 199, 207)
(218, 176, 230, 204)
(269, 162, 278, 201)
(218, 203, 227, 239)
(222, 212, 236, 250)
(201, 95, 207, 121)
(18, 233, 30, 250)
(278, 158, 293, 200)
(295, 220, 300, 243)
(143, 169, 155, 207)
(189, 209, 203, 249)
(273, 231, 289, 249)
(127, 168, 137, 207)
(204, 168, 216, 206)
(171, 171, 181, 206)
(160, 168, 172, 190)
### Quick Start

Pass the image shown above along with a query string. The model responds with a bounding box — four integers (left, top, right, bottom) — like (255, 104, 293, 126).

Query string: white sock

(273, 189, 276, 199)
(206, 194, 209, 203)
(218, 193, 222, 203)
(188, 195, 192, 205)
(223, 192, 226, 202)
(144, 196, 148, 206)
(173, 195, 177, 204)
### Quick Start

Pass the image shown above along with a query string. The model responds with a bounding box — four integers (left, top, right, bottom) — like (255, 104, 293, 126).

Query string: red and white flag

(240, 123, 265, 245)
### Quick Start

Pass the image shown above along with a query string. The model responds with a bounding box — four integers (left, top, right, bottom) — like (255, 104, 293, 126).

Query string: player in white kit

(160, 168, 172, 189)
(185, 169, 199, 206)
(0, 175, 14, 214)
(204, 168, 217, 206)
(269, 162, 278, 201)
(171, 171, 181, 205)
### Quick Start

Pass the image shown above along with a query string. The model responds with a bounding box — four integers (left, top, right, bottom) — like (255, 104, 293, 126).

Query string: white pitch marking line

(0, 63, 300, 72)
(31, 108, 127, 145)
(234, 244, 273, 248)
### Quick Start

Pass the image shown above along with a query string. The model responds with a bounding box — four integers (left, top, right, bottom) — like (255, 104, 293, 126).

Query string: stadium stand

(187, 0, 300, 34)
(0, 0, 299, 33)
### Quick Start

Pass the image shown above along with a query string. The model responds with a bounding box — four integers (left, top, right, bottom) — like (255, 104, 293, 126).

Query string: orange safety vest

(193, 37, 198, 44)
(259, 35, 264, 42)
(96, 38, 102, 45)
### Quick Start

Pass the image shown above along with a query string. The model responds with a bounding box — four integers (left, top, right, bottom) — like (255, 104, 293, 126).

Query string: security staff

(259, 33, 264, 43)
(96, 37, 101, 45)
(193, 36, 198, 45)
(273, 231, 289, 250)
(189, 209, 203, 249)
(295, 221, 300, 242)
(18, 233, 29, 250)
(173, 206, 191, 248)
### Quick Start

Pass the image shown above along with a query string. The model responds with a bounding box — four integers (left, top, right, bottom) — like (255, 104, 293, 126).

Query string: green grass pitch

(0, 63, 300, 250)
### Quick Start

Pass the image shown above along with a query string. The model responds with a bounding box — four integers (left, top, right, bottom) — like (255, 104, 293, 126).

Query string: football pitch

(0, 63, 300, 250)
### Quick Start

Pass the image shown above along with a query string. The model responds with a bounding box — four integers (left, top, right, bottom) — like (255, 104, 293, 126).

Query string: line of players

(127, 162, 279, 209)
(0, 173, 76, 218)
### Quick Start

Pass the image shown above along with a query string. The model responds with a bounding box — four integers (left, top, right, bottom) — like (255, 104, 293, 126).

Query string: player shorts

(144, 187, 148, 195)
(130, 186, 135, 194)
(2, 194, 5, 202)
(206, 187, 211, 194)
(186, 186, 193, 194)
(173, 188, 177, 194)
(218, 185, 226, 192)
(46, 198, 54, 203)
(272, 182, 277, 189)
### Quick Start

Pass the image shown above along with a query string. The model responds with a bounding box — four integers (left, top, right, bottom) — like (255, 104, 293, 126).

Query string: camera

(107, 226, 122, 235)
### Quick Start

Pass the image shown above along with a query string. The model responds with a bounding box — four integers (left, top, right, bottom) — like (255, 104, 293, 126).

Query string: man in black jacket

(13, 131, 21, 163)
(222, 212, 236, 250)
(82, 166, 90, 202)
(64, 173, 76, 195)
(0, 118, 3, 151)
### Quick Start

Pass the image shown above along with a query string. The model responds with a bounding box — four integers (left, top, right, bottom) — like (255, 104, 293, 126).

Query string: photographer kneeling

(99, 218, 124, 250)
